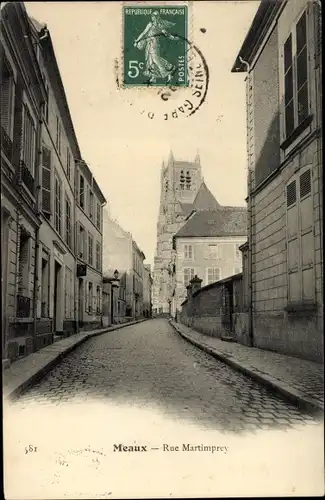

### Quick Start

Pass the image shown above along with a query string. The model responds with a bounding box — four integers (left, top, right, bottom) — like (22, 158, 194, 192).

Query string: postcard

(1, 0, 324, 498)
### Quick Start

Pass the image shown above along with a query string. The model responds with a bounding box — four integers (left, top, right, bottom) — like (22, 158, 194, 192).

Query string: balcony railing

(20, 160, 35, 195)
(1, 126, 13, 161)
(16, 294, 31, 318)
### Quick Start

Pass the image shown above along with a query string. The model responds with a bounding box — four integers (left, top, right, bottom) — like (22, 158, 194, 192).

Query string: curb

(171, 321, 323, 415)
(4, 319, 147, 403)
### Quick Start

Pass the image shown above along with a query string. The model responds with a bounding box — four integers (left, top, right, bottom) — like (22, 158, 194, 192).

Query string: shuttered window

(42, 147, 52, 218)
(65, 196, 72, 248)
(184, 244, 193, 260)
(96, 202, 101, 229)
(184, 268, 195, 285)
(96, 241, 101, 270)
(1, 57, 14, 137)
(54, 175, 62, 234)
(88, 233, 93, 266)
(22, 104, 36, 175)
(286, 167, 314, 303)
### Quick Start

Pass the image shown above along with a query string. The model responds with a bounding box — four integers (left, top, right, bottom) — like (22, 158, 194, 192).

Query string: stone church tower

(152, 151, 203, 315)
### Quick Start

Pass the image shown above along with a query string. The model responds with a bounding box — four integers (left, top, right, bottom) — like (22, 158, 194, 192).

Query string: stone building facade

(232, 0, 323, 362)
(75, 160, 106, 331)
(1, 3, 106, 363)
(102, 210, 148, 321)
(102, 210, 134, 319)
(1, 3, 46, 361)
(173, 207, 247, 313)
(132, 240, 145, 319)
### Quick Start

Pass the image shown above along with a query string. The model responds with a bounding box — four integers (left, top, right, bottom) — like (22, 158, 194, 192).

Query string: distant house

(172, 182, 247, 314)
(232, 0, 323, 362)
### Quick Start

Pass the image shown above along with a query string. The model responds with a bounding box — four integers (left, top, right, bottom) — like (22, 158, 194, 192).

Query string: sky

(25, 0, 259, 266)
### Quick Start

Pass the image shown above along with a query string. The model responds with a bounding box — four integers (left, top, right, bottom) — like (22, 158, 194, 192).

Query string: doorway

(78, 278, 84, 326)
(53, 260, 61, 333)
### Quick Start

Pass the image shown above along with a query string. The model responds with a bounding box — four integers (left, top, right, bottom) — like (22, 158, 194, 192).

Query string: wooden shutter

(286, 178, 300, 302)
(0, 69, 11, 133)
(42, 147, 51, 217)
(299, 168, 314, 300)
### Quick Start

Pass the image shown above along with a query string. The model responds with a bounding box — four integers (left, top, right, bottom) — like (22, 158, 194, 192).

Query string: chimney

(190, 275, 202, 296)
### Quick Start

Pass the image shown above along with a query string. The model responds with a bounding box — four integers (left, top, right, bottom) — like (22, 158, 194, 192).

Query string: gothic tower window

(186, 171, 191, 190)
(165, 178, 169, 192)
(180, 170, 185, 190)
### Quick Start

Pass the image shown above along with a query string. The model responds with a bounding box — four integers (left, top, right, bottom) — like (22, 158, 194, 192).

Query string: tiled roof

(174, 207, 247, 238)
(180, 203, 194, 215)
(178, 182, 219, 216)
(192, 181, 220, 210)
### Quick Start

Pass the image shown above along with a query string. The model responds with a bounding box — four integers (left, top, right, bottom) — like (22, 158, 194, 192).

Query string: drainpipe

(240, 55, 254, 347)
(32, 104, 44, 353)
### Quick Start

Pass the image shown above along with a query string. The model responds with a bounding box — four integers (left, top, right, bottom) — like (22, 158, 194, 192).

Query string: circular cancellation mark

(116, 35, 209, 121)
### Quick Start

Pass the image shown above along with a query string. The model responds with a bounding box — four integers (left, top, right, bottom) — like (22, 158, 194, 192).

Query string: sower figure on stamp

(134, 11, 178, 83)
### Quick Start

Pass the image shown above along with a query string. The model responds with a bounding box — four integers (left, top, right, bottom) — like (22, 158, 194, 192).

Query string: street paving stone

(12, 319, 321, 433)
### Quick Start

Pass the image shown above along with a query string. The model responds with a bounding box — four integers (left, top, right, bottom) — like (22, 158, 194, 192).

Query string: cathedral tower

(152, 152, 203, 315)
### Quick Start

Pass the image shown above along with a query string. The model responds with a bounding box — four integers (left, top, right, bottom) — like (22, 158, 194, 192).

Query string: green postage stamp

(123, 5, 188, 87)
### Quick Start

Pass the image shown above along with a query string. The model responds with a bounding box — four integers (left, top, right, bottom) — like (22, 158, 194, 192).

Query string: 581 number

(127, 60, 144, 78)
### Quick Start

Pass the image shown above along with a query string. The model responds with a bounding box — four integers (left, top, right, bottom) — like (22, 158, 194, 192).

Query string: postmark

(123, 6, 188, 87)
(117, 34, 209, 120)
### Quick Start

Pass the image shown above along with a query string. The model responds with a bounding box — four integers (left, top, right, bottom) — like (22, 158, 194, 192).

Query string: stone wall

(178, 274, 248, 342)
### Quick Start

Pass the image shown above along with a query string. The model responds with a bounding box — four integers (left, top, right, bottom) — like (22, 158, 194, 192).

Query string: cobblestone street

(5, 319, 323, 499)
(11, 319, 319, 432)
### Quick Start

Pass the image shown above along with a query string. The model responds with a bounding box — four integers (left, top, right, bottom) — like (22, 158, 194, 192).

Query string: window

(207, 267, 221, 285)
(205, 244, 218, 259)
(66, 147, 71, 181)
(180, 170, 185, 190)
(41, 252, 50, 317)
(184, 244, 193, 260)
(1, 56, 15, 140)
(286, 167, 314, 303)
(65, 196, 72, 248)
(283, 10, 309, 139)
(17, 229, 30, 295)
(89, 190, 94, 219)
(96, 285, 101, 313)
(184, 267, 195, 285)
(22, 103, 36, 175)
(64, 267, 73, 318)
(54, 175, 62, 234)
(42, 73, 49, 123)
(79, 175, 85, 208)
(41, 146, 51, 219)
(55, 116, 61, 153)
(96, 241, 101, 270)
(78, 224, 86, 259)
(88, 233, 93, 266)
(96, 202, 101, 229)
(88, 282, 93, 313)
(186, 170, 191, 190)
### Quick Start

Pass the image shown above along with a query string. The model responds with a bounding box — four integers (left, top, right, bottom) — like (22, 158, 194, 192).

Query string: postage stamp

(123, 5, 188, 87)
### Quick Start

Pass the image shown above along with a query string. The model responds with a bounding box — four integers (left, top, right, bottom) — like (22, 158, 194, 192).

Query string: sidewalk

(3, 319, 146, 403)
(170, 320, 324, 414)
